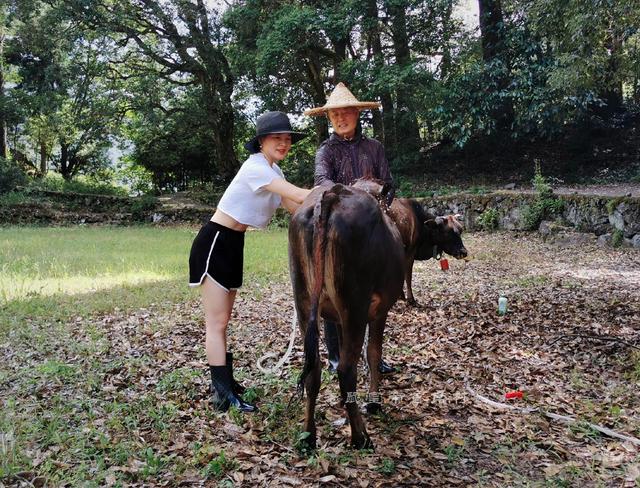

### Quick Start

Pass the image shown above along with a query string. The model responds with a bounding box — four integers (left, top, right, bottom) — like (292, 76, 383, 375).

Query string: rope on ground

(465, 384, 640, 446)
(256, 308, 297, 374)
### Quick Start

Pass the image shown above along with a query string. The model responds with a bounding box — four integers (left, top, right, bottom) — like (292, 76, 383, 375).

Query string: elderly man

(304, 82, 397, 375)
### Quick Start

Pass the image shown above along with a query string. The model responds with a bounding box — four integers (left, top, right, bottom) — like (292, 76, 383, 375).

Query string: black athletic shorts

(189, 221, 245, 291)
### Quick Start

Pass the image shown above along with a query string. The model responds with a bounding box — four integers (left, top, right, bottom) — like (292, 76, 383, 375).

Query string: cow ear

(381, 182, 395, 207)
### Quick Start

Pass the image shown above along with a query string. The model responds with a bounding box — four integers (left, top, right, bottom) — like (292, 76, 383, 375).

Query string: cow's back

(289, 184, 404, 324)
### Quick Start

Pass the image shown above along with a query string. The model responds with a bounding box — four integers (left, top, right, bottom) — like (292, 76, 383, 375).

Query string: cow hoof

(366, 402, 382, 415)
(352, 434, 374, 450)
(406, 298, 418, 307)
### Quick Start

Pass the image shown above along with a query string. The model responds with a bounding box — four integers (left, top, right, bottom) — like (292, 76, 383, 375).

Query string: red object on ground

(505, 391, 524, 399)
(440, 258, 449, 271)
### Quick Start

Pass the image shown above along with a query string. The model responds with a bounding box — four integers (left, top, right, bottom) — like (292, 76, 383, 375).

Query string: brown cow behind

(289, 183, 405, 449)
(353, 179, 468, 305)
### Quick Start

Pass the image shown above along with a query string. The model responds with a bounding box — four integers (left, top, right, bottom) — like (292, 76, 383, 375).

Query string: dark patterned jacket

(313, 131, 393, 187)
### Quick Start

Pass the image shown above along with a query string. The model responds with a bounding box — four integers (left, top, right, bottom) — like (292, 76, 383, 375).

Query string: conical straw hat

(304, 82, 381, 116)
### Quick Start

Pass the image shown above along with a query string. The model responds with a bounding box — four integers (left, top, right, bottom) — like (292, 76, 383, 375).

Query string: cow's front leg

(338, 325, 372, 450)
(366, 315, 386, 414)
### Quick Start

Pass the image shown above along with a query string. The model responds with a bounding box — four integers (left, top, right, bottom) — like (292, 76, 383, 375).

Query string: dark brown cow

(289, 183, 405, 449)
(353, 179, 468, 305)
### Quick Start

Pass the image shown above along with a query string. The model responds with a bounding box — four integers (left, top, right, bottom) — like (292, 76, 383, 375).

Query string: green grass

(0, 226, 190, 303)
(0, 225, 289, 327)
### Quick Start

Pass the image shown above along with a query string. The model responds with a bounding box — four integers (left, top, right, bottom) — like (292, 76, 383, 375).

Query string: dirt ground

(538, 183, 640, 198)
(54, 231, 638, 487)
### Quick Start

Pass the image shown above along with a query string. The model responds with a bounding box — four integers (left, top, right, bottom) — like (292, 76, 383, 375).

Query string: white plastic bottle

(498, 296, 508, 315)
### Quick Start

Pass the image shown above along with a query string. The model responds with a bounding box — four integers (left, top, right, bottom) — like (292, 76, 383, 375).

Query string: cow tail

(297, 189, 337, 398)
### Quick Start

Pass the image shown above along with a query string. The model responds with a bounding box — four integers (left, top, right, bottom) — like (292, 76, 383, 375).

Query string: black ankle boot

(378, 358, 397, 375)
(209, 365, 257, 413)
(226, 352, 246, 395)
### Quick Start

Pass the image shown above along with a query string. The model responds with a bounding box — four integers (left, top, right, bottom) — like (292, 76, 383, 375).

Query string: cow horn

(453, 213, 463, 220)
(425, 216, 445, 227)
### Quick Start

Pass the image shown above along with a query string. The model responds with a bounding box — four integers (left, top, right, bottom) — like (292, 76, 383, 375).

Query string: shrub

(29, 173, 128, 196)
(606, 197, 628, 215)
(478, 208, 499, 231)
(0, 191, 32, 207)
(130, 194, 159, 219)
(522, 163, 564, 230)
(396, 178, 413, 197)
(522, 198, 565, 230)
(532, 162, 553, 198)
(117, 162, 155, 196)
(188, 183, 224, 207)
(0, 157, 28, 194)
(468, 186, 489, 195)
(611, 229, 624, 248)
(267, 208, 291, 229)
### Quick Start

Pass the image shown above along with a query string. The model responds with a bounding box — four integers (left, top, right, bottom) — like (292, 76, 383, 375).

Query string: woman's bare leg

(201, 276, 237, 366)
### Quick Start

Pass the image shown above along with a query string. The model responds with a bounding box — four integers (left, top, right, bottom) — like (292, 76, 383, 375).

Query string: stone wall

(418, 191, 640, 248)
(0, 190, 211, 226)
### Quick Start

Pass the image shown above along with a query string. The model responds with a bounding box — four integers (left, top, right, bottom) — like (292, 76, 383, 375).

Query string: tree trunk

(59, 142, 70, 180)
(0, 120, 7, 160)
(200, 75, 238, 180)
(0, 35, 7, 160)
(598, 26, 624, 116)
(0, 112, 6, 161)
(478, 0, 504, 62)
(331, 38, 346, 84)
(440, 0, 454, 79)
(478, 0, 514, 130)
(39, 141, 47, 176)
(387, 0, 421, 154)
(194, 33, 239, 181)
(305, 51, 330, 145)
(365, 0, 395, 148)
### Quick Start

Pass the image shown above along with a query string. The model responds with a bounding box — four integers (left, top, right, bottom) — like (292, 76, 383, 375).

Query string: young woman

(189, 111, 312, 412)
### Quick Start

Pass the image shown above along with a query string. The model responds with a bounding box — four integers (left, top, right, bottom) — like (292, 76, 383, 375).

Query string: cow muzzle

(455, 247, 468, 259)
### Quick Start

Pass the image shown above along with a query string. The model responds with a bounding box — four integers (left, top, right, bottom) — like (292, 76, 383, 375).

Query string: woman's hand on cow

(281, 197, 301, 214)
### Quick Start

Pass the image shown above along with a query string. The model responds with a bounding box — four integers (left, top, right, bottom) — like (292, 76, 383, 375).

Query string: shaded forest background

(1, 0, 639, 196)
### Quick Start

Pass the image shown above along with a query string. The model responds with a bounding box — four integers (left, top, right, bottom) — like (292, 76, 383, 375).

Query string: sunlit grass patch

(244, 228, 290, 284)
(0, 226, 194, 304)
(0, 226, 289, 327)
(0, 271, 171, 302)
